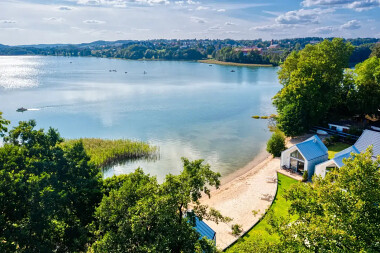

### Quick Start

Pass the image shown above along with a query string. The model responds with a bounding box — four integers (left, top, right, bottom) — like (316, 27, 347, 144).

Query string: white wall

(314, 159, 337, 178)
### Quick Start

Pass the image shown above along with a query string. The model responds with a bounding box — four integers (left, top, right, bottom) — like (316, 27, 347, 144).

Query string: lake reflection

(0, 56, 280, 182)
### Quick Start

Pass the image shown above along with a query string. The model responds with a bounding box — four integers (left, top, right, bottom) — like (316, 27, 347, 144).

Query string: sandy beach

(200, 136, 308, 249)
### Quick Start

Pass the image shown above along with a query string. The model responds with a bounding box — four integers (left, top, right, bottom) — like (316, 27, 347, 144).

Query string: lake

(0, 56, 280, 182)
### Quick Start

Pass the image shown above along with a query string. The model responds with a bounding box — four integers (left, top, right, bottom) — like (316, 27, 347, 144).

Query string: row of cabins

(281, 129, 380, 180)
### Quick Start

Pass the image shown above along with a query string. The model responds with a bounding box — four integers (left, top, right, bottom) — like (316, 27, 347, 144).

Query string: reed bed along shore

(63, 138, 158, 168)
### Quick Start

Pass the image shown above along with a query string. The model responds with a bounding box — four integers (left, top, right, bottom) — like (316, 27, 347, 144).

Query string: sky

(0, 0, 380, 45)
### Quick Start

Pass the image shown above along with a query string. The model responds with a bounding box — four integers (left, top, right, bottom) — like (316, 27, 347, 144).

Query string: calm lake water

(0, 56, 280, 181)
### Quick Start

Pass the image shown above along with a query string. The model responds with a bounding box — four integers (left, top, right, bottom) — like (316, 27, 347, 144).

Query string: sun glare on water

(0, 56, 43, 89)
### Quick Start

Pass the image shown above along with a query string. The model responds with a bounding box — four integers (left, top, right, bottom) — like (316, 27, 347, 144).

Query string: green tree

(0, 119, 102, 252)
(273, 39, 354, 136)
(353, 56, 380, 117)
(266, 131, 286, 157)
(268, 148, 380, 252)
(370, 43, 380, 58)
(0, 111, 10, 137)
(90, 158, 223, 253)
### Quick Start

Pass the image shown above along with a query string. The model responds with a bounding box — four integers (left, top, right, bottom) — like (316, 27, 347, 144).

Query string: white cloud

(225, 22, 235, 26)
(190, 16, 206, 23)
(313, 26, 335, 34)
(275, 8, 331, 24)
(347, 0, 380, 11)
(77, 0, 169, 7)
(83, 19, 106, 24)
(0, 20, 16, 24)
(208, 25, 222, 30)
(302, 0, 380, 11)
(196, 6, 209, 10)
(250, 24, 288, 31)
(340, 19, 361, 29)
(44, 17, 65, 23)
(58, 6, 72, 11)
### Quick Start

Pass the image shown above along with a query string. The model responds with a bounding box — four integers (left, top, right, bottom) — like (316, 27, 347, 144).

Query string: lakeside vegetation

(63, 138, 158, 168)
(199, 59, 272, 67)
(273, 38, 380, 137)
(0, 116, 225, 252)
(0, 38, 377, 67)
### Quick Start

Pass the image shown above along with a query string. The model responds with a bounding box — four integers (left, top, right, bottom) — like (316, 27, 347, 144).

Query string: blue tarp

(194, 217, 215, 241)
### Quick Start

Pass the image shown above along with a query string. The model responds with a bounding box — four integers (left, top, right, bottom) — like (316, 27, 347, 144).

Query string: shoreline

(220, 147, 271, 185)
(198, 59, 273, 67)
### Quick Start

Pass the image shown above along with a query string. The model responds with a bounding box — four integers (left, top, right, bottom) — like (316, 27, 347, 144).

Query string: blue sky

(0, 0, 379, 45)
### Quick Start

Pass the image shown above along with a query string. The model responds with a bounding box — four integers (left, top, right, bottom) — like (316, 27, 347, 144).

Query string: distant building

(234, 46, 262, 55)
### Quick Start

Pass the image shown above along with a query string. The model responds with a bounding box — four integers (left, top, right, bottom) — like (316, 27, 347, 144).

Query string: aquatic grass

(252, 116, 260, 119)
(63, 138, 158, 168)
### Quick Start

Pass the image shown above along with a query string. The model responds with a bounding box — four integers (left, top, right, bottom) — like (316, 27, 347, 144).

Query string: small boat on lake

(16, 107, 27, 112)
(230, 70, 235, 72)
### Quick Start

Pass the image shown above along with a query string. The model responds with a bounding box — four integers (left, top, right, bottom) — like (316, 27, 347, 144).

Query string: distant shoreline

(198, 59, 273, 67)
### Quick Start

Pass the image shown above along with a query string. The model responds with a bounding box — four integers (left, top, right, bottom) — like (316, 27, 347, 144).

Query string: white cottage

(281, 135, 328, 180)
(315, 130, 380, 178)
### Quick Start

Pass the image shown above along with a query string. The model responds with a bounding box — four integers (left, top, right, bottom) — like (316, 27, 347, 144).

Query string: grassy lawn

(327, 142, 351, 159)
(226, 173, 298, 251)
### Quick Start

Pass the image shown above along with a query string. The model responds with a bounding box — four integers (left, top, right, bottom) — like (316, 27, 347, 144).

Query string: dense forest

(273, 40, 380, 137)
(0, 37, 378, 66)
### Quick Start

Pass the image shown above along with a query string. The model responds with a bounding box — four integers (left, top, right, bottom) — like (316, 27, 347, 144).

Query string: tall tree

(353, 56, 380, 117)
(273, 38, 354, 136)
(90, 158, 223, 253)
(0, 119, 102, 252)
(370, 43, 380, 58)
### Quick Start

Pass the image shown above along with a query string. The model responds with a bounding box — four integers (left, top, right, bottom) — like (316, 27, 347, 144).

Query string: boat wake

(27, 108, 40, 111)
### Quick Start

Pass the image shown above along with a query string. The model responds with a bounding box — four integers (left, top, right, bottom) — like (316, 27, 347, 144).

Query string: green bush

(266, 131, 286, 157)
(231, 224, 243, 236)
(302, 170, 308, 182)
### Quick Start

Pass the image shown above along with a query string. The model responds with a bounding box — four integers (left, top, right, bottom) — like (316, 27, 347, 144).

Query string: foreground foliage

(0, 114, 222, 252)
(230, 149, 379, 252)
(0, 119, 102, 252)
(91, 158, 222, 253)
(63, 138, 157, 168)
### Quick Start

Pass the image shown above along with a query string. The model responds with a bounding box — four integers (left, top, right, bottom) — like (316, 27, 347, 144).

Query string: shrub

(231, 224, 243, 236)
(266, 131, 286, 157)
(302, 170, 308, 182)
(252, 115, 260, 119)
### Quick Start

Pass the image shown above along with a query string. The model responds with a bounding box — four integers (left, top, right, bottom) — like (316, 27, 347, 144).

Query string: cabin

(280, 135, 328, 180)
(315, 130, 380, 178)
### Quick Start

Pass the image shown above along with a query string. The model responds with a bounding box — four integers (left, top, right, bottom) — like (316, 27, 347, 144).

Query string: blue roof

(333, 146, 359, 168)
(354, 130, 380, 158)
(296, 135, 328, 161)
(194, 217, 215, 241)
